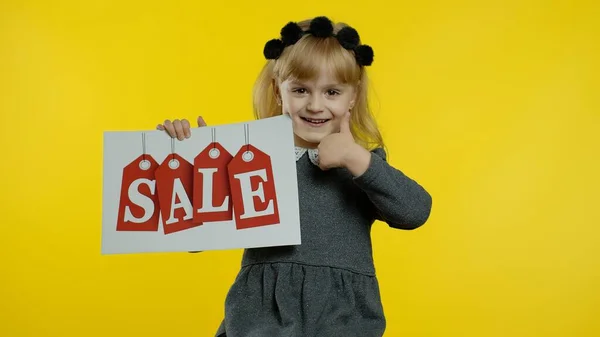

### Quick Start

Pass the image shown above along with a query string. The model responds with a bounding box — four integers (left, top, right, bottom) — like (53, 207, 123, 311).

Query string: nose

(307, 94, 324, 113)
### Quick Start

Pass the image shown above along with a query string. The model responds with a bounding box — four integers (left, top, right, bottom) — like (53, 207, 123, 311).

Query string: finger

(164, 120, 176, 138)
(156, 124, 165, 131)
(181, 119, 191, 138)
(197, 116, 207, 127)
(340, 111, 351, 133)
(173, 119, 184, 140)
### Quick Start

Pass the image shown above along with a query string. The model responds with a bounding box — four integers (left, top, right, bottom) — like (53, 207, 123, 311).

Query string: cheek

(328, 100, 350, 116)
(283, 98, 304, 115)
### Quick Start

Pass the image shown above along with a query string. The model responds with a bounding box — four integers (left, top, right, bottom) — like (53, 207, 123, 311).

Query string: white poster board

(101, 115, 301, 254)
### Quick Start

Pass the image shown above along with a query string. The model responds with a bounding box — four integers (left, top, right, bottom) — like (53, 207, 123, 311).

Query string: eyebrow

(289, 81, 344, 88)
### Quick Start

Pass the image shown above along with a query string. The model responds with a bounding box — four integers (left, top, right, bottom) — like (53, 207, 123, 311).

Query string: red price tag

(227, 144, 280, 230)
(155, 153, 199, 234)
(116, 154, 160, 231)
(193, 142, 234, 223)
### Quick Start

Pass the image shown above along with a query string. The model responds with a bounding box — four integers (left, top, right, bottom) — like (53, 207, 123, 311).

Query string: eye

(292, 88, 307, 94)
(326, 89, 340, 96)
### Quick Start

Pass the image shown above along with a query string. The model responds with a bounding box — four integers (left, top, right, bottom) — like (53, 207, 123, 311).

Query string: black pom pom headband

(263, 16, 374, 67)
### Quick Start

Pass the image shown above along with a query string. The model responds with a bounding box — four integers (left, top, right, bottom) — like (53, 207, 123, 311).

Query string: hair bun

(263, 39, 284, 59)
(309, 16, 334, 37)
(280, 22, 303, 46)
(336, 27, 360, 49)
(355, 45, 374, 66)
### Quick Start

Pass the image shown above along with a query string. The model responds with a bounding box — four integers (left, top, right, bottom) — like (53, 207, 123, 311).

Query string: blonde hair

(252, 18, 384, 151)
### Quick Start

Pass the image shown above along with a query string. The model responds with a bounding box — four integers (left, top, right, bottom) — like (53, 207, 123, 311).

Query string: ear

(350, 82, 359, 109)
(272, 78, 282, 105)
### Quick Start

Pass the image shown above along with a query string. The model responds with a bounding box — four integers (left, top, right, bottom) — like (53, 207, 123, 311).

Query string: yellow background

(1, 0, 598, 336)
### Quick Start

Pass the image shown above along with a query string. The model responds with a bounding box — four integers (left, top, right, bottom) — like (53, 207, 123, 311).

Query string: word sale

(116, 141, 280, 234)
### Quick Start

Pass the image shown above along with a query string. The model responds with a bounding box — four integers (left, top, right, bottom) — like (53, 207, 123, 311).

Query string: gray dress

(215, 147, 432, 337)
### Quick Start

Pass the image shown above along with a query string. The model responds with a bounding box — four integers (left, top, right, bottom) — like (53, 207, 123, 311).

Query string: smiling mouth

(301, 117, 330, 126)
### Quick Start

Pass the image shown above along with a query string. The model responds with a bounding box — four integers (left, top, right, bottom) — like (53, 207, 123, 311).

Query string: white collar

(295, 146, 319, 166)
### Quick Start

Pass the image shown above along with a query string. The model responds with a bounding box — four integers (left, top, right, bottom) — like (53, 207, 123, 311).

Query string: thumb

(339, 111, 351, 133)
(197, 116, 207, 127)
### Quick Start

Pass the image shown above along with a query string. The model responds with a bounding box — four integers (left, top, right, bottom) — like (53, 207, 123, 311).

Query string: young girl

(157, 16, 432, 337)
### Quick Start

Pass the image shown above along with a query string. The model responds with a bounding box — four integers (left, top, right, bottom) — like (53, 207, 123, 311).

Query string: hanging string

(141, 133, 146, 162)
(212, 128, 216, 149)
(171, 137, 175, 162)
(244, 124, 249, 151)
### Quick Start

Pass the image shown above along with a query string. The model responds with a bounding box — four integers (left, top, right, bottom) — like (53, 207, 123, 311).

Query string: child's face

(277, 68, 356, 148)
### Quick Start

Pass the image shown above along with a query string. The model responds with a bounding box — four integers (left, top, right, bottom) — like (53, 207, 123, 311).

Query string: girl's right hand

(156, 116, 207, 140)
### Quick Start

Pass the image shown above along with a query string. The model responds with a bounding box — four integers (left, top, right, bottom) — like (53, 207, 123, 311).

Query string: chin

(293, 130, 328, 147)
(293, 116, 333, 146)
(300, 135, 324, 144)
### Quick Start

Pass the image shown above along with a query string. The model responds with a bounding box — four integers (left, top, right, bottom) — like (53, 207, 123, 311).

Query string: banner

(101, 115, 301, 254)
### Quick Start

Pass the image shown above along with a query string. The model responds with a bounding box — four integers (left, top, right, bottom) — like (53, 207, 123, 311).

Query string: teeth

(303, 118, 328, 124)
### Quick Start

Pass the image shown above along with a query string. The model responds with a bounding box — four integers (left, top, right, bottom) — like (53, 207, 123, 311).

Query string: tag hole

(169, 159, 180, 169)
(139, 160, 151, 170)
(242, 151, 254, 162)
(209, 148, 220, 159)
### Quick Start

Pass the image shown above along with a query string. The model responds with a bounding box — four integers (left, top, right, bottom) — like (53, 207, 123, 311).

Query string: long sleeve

(352, 148, 432, 229)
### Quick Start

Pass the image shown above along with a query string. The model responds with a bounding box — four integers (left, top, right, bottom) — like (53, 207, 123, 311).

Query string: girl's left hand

(318, 112, 371, 175)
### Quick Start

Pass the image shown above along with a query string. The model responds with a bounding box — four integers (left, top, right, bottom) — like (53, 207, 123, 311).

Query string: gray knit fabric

(215, 147, 432, 337)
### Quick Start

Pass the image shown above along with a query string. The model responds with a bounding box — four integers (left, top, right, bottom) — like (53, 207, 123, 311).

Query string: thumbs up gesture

(317, 112, 371, 176)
